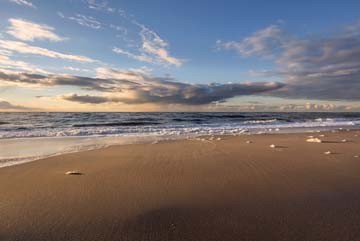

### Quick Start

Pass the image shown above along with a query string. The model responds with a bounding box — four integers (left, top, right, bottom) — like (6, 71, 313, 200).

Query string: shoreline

(1, 127, 360, 169)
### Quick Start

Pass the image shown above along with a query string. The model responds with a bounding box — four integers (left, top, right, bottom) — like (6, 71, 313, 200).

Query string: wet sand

(1, 130, 360, 241)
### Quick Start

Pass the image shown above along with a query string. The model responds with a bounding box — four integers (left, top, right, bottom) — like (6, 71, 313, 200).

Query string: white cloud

(217, 25, 286, 57)
(86, 0, 115, 12)
(113, 25, 184, 67)
(96, 67, 151, 81)
(0, 40, 95, 63)
(62, 2, 183, 67)
(0, 53, 49, 74)
(67, 14, 102, 29)
(9, 0, 35, 8)
(63, 66, 91, 72)
(112, 47, 152, 63)
(7, 18, 64, 42)
(140, 25, 183, 66)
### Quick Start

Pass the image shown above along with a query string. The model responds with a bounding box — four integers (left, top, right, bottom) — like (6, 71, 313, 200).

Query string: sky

(0, 0, 360, 112)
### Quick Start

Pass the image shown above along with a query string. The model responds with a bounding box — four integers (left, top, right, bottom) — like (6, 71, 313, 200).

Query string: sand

(1, 130, 360, 241)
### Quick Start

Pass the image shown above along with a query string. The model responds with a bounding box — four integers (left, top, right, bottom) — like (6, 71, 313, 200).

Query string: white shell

(65, 170, 82, 175)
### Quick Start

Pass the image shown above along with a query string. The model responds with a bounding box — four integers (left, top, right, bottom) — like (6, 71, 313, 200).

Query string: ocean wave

(0, 118, 359, 139)
(243, 119, 278, 124)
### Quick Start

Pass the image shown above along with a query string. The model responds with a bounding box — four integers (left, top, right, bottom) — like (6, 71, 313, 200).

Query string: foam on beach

(1, 112, 360, 168)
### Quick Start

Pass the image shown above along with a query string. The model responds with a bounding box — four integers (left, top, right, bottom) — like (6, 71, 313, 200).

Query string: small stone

(306, 138, 322, 143)
(270, 144, 276, 148)
(324, 151, 332, 155)
(246, 140, 252, 144)
(65, 170, 82, 175)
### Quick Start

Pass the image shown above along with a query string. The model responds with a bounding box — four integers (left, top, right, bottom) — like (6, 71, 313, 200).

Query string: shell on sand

(306, 138, 322, 143)
(269, 144, 277, 148)
(324, 151, 332, 155)
(65, 170, 82, 175)
(246, 140, 252, 144)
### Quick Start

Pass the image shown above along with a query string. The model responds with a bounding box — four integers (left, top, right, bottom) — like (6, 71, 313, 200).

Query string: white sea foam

(1, 113, 360, 168)
(0, 119, 359, 139)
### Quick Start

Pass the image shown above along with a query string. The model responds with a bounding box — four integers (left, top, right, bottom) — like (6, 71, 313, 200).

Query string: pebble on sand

(324, 151, 332, 155)
(65, 170, 82, 175)
(246, 140, 252, 144)
(270, 144, 277, 148)
(306, 137, 322, 143)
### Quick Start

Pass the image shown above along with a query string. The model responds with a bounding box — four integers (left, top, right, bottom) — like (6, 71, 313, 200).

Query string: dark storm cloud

(0, 100, 30, 110)
(61, 81, 284, 105)
(0, 70, 138, 91)
(0, 69, 284, 105)
(219, 20, 360, 101)
(62, 94, 110, 104)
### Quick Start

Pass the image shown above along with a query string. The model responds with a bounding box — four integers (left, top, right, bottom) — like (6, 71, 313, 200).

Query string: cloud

(62, 94, 110, 104)
(112, 47, 152, 63)
(7, 19, 64, 42)
(0, 99, 31, 110)
(8, 0, 35, 8)
(0, 40, 95, 63)
(0, 54, 49, 74)
(67, 14, 102, 29)
(113, 24, 184, 67)
(61, 1, 182, 67)
(96, 66, 151, 80)
(140, 25, 184, 66)
(85, 0, 115, 12)
(0, 68, 284, 105)
(217, 25, 287, 57)
(218, 20, 360, 101)
(63, 66, 91, 72)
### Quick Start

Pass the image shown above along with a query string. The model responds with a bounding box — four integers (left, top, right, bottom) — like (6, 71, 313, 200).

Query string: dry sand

(1, 130, 360, 241)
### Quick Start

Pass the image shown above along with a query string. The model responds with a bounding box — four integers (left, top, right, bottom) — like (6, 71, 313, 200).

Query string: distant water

(1, 112, 360, 167)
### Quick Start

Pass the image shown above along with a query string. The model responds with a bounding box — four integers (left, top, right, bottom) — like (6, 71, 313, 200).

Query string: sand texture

(1, 130, 360, 241)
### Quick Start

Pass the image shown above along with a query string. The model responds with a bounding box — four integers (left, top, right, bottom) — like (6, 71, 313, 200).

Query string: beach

(1, 130, 360, 241)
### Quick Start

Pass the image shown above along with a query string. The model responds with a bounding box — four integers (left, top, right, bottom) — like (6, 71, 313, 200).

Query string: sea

(1, 112, 360, 168)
